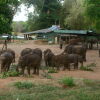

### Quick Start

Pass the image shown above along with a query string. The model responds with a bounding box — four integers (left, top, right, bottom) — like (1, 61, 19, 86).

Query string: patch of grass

(80, 66, 93, 71)
(48, 68, 58, 73)
(14, 81, 34, 89)
(0, 81, 100, 100)
(83, 79, 100, 87)
(40, 66, 49, 70)
(80, 63, 96, 71)
(87, 63, 96, 67)
(0, 71, 20, 79)
(60, 77, 75, 87)
(41, 71, 53, 79)
(10, 64, 18, 70)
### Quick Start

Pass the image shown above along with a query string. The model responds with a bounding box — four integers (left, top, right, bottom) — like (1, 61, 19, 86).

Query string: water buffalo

(17, 53, 41, 75)
(44, 49, 54, 66)
(69, 38, 82, 45)
(64, 44, 87, 61)
(20, 48, 32, 56)
(0, 49, 15, 62)
(0, 52, 13, 72)
(51, 53, 83, 71)
(51, 53, 66, 70)
(32, 48, 42, 59)
(63, 54, 83, 70)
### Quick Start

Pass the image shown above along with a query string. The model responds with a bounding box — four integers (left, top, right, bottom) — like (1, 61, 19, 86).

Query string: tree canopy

(85, 0, 100, 32)
(22, 0, 62, 30)
(0, 0, 20, 34)
(60, 0, 100, 32)
(0, 0, 99, 34)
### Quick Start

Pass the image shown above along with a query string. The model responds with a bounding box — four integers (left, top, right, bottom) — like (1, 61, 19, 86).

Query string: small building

(24, 25, 60, 43)
(24, 26, 99, 45)
(54, 30, 96, 44)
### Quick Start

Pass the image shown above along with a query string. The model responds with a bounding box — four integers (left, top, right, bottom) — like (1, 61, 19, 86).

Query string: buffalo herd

(0, 42, 98, 75)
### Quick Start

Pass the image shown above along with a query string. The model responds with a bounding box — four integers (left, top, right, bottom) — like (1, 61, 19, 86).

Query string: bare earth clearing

(0, 40, 100, 89)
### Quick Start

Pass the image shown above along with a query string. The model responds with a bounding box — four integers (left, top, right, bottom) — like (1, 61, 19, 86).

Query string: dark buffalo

(69, 38, 82, 45)
(17, 53, 41, 75)
(64, 44, 87, 61)
(20, 48, 32, 56)
(32, 48, 42, 59)
(0, 49, 15, 62)
(51, 53, 83, 71)
(44, 49, 54, 66)
(63, 54, 83, 70)
(0, 52, 13, 72)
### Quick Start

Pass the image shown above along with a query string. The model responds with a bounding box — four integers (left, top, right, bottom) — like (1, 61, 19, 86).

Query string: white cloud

(13, 4, 34, 21)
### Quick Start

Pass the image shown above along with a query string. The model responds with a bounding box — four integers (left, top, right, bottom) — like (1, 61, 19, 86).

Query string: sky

(13, 4, 34, 22)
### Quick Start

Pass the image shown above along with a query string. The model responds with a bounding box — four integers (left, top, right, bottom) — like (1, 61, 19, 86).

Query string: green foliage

(83, 79, 96, 86)
(14, 81, 34, 89)
(48, 68, 58, 73)
(60, 77, 75, 87)
(80, 63, 96, 71)
(22, 0, 61, 31)
(0, 81, 100, 100)
(80, 66, 93, 71)
(41, 71, 53, 79)
(0, 0, 20, 34)
(64, 0, 88, 30)
(62, 0, 100, 32)
(0, 71, 20, 79)
(12, 21, 28, 33)
(86, 63, 96, 68)
(85, 0, 100, 32)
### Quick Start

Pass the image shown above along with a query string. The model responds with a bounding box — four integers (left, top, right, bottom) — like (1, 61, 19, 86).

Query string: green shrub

(48, 68, 58, 73)
(83, 79, 96, 86)
(0, 71, 20, 79)
(41, 72, 53, 79)
(87, 63, 96, 68)
(40, 66, 49, 70)
(80, 63, 96, 71)
(60, 77, 75, 87)
(14, 81, 34, 89)
(80, 66, 93, 71)
(10, 64, 18, 70)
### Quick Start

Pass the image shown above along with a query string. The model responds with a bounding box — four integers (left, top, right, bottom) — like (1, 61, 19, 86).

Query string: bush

(41, 71, 53, 79)
(10, 64, 18, 70)
(0, 71, 20, 79)
(60, 77, 75, 87)
(87, 63, 96, 68)
(48, 68, 58, 73)
(14, 81, 34, 89)
(80, 66, 93, 71)
(80, 63, 96, 71)
(83, 79, 97, 86)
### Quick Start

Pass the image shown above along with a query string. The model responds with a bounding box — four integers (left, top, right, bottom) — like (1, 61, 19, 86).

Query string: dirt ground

(0, 40, 100, 89)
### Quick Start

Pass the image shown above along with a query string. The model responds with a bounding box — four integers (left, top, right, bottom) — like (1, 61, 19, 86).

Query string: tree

(64, 0, 88, 30)
(60, 0, 76, 28)
(85, 0, 100, 32)
(22, 0, 62, 30)
(0, 0, 20, 34)
(63, 0, 88, 30)
(12, 21, 28, 34)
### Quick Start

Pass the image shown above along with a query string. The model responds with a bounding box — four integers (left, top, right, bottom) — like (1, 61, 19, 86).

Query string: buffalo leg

(74, 63, 78, 70)
(36, 66, 39, 75)
(63, 63, 69, 70)
(33, 67, 36, 74)
(21, 66, 25, 75)
(27, 67, 30, 75)
(1, 63, 6, 73)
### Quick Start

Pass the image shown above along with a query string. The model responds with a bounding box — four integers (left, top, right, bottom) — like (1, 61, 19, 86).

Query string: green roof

(54, 30, 88, 34)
